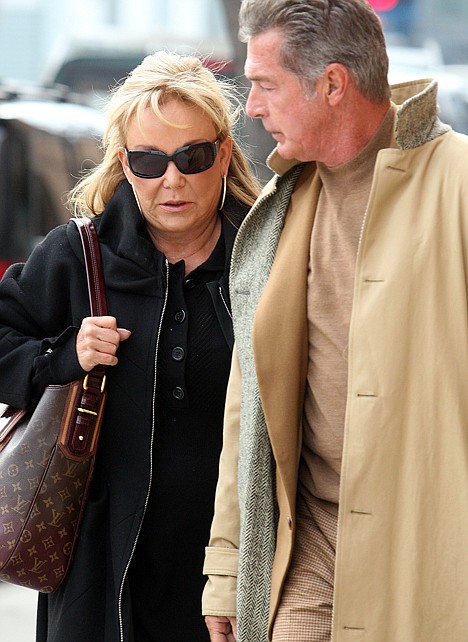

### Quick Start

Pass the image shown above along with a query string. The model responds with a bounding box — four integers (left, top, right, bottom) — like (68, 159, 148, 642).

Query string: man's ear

(322, 63, 349, 105)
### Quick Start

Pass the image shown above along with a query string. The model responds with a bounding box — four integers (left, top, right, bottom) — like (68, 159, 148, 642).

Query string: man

(202, 1, 468, 641)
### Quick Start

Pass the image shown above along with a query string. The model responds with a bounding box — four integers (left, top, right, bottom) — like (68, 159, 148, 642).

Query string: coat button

(172, 387, 185, 400)
(172, 347, 185, 362)
(174, 309, 186, 324)
(184, 277, 196, 289)
(287, 517, 293, 529)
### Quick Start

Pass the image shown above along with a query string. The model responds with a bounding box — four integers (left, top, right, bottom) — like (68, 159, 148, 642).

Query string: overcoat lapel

(253, 164, 320, 506)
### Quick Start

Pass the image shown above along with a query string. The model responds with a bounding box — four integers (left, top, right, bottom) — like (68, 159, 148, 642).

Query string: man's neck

(322, 97, 391, 168)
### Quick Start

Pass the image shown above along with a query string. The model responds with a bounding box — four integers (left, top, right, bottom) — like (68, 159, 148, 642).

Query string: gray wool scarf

(229, 165, 304, 642)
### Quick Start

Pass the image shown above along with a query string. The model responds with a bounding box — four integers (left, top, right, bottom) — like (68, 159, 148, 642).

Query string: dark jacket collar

(68, 180, 248, 295)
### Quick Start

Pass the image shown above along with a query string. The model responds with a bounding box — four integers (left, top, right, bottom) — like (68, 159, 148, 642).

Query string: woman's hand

(205, 615, 237, 642)
(76, 316, 131, 371)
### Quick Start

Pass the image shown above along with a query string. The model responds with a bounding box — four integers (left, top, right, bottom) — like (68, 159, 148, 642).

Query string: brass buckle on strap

(78, 407, 98, 416)
(83, 373, 107, 393)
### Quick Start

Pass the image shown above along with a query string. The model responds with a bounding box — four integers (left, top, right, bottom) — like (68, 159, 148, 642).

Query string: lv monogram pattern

(0, 383, 102, 592)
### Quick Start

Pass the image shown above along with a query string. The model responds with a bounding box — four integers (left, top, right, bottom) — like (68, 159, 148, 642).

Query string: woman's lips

(160, 200, 191, 212)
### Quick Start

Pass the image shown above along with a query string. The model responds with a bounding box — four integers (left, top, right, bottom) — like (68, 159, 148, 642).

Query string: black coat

(0, 181, 247, 641)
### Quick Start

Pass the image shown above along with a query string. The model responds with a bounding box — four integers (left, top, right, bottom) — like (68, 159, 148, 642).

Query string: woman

(0, 51, 260, 641)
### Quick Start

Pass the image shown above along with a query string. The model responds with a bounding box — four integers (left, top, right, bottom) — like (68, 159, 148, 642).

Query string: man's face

(245, 29, 329, 162)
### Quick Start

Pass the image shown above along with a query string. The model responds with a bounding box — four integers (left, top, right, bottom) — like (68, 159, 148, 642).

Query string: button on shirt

(154, 236, 228, 410)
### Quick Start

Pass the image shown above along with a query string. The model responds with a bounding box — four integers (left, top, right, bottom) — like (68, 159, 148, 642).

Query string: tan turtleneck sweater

(299, 106, 396, 513)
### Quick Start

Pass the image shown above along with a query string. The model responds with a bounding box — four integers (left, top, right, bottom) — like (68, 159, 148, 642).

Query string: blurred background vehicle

(0, 82, 104, 276)
(40, 29, 235, 105)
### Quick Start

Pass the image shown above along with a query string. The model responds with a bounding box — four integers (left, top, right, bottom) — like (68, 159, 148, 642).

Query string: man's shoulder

(435, 128, 468, 168)
(443, 128, 468, 147)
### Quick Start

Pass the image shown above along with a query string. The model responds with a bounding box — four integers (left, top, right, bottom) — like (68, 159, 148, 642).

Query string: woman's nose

(162, 160, 185, 187)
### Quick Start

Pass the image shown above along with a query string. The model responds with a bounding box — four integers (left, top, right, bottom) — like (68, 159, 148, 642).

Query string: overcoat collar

(265, 78, 451, 180)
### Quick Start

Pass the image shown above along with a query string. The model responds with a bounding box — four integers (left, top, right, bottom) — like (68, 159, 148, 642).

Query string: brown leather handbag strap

(72, 217, 108, 317)
(72, 216, 108, 392)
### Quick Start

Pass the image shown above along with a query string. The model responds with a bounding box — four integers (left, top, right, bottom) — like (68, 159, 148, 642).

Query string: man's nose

(246, 86, 264, 119)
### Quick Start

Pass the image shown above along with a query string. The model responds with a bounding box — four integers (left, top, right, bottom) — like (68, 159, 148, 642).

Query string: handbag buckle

(83, 373, 106, 393)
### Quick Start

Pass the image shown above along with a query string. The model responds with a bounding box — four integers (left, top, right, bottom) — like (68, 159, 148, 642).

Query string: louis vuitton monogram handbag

(0, 217, 107, 592)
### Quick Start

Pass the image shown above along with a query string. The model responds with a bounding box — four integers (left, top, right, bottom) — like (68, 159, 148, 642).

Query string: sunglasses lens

(126, 141, 219, 179)
(175, 142, 216, 174)
(127, 151, 167, 178)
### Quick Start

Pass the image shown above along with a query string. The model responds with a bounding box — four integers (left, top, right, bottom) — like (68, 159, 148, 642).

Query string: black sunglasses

(125, 139, 220, 179)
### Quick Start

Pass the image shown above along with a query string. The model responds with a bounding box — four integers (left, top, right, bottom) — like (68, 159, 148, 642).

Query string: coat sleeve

(0, 225, 87, 410)
(202, 345, 241, 616)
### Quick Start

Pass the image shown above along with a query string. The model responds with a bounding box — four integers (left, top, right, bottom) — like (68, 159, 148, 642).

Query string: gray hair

(239, 0, 391, 102)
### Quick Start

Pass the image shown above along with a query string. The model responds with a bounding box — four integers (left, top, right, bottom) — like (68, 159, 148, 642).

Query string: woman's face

(119, 98, 232, 244)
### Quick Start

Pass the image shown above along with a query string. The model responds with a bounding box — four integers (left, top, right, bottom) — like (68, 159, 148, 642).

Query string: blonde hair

(68, 50, 260, 216)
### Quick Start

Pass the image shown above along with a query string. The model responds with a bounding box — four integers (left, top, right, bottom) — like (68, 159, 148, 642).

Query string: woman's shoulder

(2, 221, 83, 285)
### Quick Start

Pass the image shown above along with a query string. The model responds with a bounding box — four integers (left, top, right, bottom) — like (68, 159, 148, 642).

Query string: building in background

(0, 0, 231, 84)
